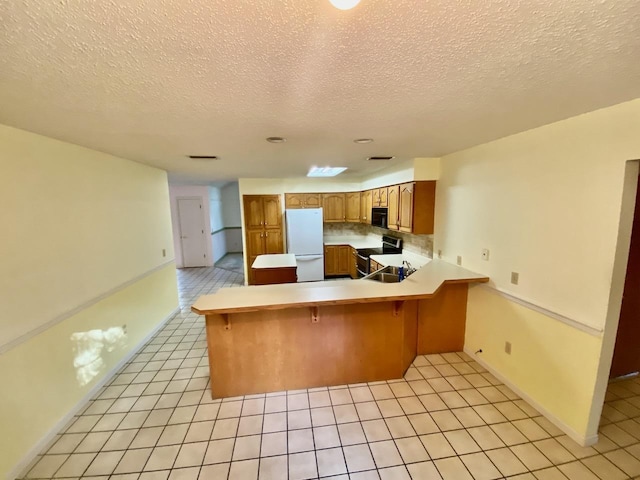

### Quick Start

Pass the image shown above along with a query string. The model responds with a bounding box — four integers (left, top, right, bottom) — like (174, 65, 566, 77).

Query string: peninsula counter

(192, 259, 489, 398)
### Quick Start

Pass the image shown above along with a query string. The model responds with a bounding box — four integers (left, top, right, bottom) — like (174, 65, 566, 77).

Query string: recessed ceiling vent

(188, 155, 218, 160)
(367, 156, 394, 161)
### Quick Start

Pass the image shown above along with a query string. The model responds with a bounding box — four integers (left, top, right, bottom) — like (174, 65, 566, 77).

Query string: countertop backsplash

(323, 223, 433, 258)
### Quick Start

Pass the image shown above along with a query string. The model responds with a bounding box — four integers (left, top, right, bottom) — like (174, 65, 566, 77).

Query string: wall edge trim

(478, 284, 603, 337)
(463, 346, 598, 447)
(0, 260, 176, 355)
(6, 306, 180, 480)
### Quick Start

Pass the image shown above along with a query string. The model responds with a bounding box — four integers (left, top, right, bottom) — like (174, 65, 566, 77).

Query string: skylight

(307, 166, 348, 177)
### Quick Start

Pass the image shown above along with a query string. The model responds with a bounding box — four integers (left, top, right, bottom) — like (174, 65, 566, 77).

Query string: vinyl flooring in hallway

(18, 265, 640, 479)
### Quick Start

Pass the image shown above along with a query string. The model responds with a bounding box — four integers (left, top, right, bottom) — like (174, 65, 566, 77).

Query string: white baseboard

(7, 307, 180, 480)
(463, 347, 598, 447)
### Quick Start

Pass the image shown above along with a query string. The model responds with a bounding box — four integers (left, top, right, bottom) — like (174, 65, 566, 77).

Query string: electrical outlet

(162, 249, 166, 257)
(511, 272, 519, 285)
(481, 249, 490, 261)
(457, 256, 462, 266)
(505, 341, 512, 355)
(437, 249, 442, 259)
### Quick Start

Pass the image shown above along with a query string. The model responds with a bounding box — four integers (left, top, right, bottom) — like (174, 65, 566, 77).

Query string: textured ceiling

(1, 0, 639, 184)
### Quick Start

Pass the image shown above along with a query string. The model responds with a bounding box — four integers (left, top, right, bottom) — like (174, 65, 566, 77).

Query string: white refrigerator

(286, 208, 324, 282)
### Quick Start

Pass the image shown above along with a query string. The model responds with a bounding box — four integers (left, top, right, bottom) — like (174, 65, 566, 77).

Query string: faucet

(403, 260, 417, 277)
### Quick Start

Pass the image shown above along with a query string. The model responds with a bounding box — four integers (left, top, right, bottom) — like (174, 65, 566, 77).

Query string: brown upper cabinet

(387, 185, 400, 230)
(322, 193, 346, 222)
(399, 181, 436, 234)
(283, 180, 435, 233)
(345, 192, 361, 222)
(285, 193, 321, 209)
(372, 187, 388, 208)
(244, 195, 282, 229)
(360, 190, 373, 224)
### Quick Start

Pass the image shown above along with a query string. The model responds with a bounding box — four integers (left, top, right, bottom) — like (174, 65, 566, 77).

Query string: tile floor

(19, 265, 640, 479)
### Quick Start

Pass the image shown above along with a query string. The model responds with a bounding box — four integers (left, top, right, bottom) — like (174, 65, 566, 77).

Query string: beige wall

(435, 98, 640, 443)
(0, 125, 179, 479)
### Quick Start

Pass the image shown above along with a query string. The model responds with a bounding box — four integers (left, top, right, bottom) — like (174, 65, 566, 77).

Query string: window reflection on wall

(71, 326, 128, 386)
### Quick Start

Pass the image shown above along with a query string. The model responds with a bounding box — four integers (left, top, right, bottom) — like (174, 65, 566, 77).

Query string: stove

(356, 236, 402, 277)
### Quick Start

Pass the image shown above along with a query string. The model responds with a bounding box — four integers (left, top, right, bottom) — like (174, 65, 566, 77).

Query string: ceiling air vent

(367, 156, 394, 161)
(188, 155, 218, 160)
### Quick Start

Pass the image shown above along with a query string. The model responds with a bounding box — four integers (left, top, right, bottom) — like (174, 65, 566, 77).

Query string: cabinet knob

(265, 232, 268, 237)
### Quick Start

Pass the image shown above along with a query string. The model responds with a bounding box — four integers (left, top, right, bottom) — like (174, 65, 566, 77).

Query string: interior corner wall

(435, 98, 640, 442)
(0, 124, 179, 480)
(168, 185, 214, 268)
(221, 182, 243, 253)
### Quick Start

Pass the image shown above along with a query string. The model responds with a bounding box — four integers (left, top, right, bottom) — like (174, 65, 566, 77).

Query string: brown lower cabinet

(324, 245, 351, 277)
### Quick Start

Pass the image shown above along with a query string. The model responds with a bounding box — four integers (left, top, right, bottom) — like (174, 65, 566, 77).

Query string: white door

(295, 254, 325, 282)
(177, 198, 208, 267)
(286, 209, 324, 255)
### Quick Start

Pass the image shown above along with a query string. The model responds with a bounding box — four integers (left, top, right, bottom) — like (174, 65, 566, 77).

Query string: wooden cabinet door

(338, 246, 350, 274)
(247, 230, 266, 256)
(264, 228, 283, 254)
(379, 187, 388, 207)
(243, 196, 264, 228)
(372, 189, 381, 207)
(305, 193, 322, 208)
(285, 193, 304, 209)
(360, 191, 371, 223)
(345, 192, 361, 222)
(399, 183, 414, 232)
(263, 196, 281, 228)
(387, 185, 400, 230)
(324, 245, 337, 276)
(349, 248, 358, 279)
(322, 193, 346, 222)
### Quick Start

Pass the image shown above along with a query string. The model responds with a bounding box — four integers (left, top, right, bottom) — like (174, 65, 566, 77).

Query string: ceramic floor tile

(485, 447, 528, 477)
(227, 458, 259, 480)
(203, 438, 234, 464)
(313, 425, 341, 449)
(113, 448, 153, 474)
(395, 435, 430, 463)
(54, 452, 96, 477)
(257, 455, 287, 480)
(317, 447, 348, 477)
(434, 456, 473, 480)
(338, 421, 367, 445)
(378, 465, 411, 480)
(334, 404, 360, 424)
(406, 460, 443, 479)
(604, 447, 640, 476)
(288, 428, 314, 453)
(288, 451, 317, 480)
(581, 453, 628, 479)
(460, 452, 502, 480)
(420, 433, 457, 459)
(344, 444, 376, 472)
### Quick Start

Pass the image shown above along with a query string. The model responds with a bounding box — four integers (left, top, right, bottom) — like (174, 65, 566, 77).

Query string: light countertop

(370, 251, 431, 269)
(323, 235, 382, 249)
(192, 259, 489, 315)
(251, 254, 297, 269)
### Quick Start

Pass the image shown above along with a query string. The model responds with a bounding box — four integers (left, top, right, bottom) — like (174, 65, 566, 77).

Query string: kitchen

(245, 179, 437, 286)
(193, 174, 490, 399)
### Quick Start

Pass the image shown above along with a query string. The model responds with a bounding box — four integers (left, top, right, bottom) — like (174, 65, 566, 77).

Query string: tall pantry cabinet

(243, 195, 284, 284)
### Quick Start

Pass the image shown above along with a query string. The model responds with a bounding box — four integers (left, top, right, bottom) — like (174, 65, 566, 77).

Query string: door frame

(589, 159, 640, 433)
(176, 196, 210, 268)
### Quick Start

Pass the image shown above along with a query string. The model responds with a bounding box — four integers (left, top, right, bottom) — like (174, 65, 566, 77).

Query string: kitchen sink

(363, 265, 403, 283)
(367, 272, 401, 283)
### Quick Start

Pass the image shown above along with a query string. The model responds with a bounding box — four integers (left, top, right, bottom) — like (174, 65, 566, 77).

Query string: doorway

(177, 197, 208, 268)
(610, 168, 640, 378)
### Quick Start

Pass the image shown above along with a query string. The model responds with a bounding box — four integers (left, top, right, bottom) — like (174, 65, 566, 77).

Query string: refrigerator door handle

(296, 255, 324, 261)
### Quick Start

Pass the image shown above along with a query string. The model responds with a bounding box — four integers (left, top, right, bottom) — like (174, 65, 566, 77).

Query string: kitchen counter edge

(191, 259, 489, 315)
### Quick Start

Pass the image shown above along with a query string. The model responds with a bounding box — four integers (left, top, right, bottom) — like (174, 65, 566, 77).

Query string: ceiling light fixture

(307, 166, 348, 177)
(188, 155, 218, 160)
(329, 0, 361, 10)
(266, 136, 286, 143)
(353, 138, 373, 144)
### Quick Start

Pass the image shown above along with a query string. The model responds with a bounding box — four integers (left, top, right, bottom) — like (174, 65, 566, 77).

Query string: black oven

(371, 207, 388, 228)
(356, 235, 402, 278)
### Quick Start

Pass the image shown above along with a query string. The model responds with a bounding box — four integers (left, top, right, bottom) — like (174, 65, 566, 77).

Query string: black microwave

(371, 207, 388, 228)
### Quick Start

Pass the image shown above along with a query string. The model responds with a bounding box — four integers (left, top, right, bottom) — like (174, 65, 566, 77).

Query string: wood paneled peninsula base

(191, 259, 489, 399)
